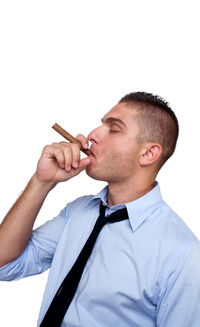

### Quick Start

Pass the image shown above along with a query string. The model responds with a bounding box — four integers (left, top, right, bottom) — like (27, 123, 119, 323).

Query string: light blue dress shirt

(1, 182, 200, 326)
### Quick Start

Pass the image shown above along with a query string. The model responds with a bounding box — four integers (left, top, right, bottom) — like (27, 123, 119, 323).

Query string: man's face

(86, 103, 141, 183)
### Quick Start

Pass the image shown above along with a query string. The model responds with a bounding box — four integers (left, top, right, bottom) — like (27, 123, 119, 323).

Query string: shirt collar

(87, 181, 163, 232)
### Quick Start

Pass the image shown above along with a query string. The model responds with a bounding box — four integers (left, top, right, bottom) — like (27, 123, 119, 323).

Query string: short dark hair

(119, 92, 179, 169)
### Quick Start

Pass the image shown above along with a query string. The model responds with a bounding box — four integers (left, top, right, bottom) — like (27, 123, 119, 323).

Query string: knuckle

(59, 141, 68, 146)
(71, 143, 80, 151)
(43, 144, 49, 150)
(76, 133, 83, 139)
(75, 134, 88, 149)
(76, 134, 86, 143)
(54, 148, 62, 155)
(42, 144, 51, 153)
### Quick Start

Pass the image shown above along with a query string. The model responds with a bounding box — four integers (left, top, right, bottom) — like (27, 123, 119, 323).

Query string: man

(0, 92, 200, 326)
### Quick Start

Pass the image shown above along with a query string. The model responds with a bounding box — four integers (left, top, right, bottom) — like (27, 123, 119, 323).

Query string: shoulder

(158, 201, 199, 243)
(144, 200, 200, 279)
(152, 201, 200, 283)
(63, 194, 96, 217)
(150, 202, 200, 304)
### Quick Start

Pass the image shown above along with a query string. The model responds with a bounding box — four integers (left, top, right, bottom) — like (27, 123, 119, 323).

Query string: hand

(36, 135, 91, 185)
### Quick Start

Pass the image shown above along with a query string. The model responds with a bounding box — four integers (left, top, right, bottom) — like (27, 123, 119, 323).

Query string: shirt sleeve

(0, 205, 70, 281)
(156, 241, 200, 327)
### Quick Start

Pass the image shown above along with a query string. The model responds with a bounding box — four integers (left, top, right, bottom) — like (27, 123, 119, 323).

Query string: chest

(52, 217, 160, 317)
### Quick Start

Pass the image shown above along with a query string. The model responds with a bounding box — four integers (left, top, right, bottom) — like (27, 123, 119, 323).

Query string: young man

(0, 92, 200, 326)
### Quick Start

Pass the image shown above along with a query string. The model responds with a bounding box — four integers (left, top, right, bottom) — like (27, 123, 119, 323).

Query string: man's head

(86, 92, 179, 184)
(119, 92, 179, 169)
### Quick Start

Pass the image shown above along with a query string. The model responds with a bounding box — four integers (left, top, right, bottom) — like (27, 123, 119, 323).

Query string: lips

(89, 148, 96, 157)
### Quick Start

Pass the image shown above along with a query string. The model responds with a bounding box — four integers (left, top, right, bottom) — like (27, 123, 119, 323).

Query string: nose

(87, 125, 102, 144)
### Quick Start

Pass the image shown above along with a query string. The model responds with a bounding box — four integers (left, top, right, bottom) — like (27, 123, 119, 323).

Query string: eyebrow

(101, 117, 127, 128)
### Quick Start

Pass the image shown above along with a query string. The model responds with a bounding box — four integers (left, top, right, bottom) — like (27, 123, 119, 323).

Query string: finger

(76, 134, 89, 150)
(74, 157, 91, 175)
(57, 143, 79, 172)
(61, 145, 73, 172)
(53, 147, 65, 169)
(70, 143, 81, 169)
(42, 144, 65, 169)
(41, 143, 65, 169)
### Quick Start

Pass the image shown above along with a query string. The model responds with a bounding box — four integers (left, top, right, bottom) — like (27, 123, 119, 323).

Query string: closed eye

(109, 125, 121, 133)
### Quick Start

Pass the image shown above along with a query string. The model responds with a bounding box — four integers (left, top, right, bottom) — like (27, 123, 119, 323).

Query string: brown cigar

(52, 123, 91, 156)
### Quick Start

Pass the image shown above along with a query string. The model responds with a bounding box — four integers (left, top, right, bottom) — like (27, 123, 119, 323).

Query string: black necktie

(40, 201, 129, 327)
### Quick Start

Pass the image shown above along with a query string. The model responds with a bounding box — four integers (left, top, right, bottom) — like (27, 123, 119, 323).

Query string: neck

(107, 174, 156, 207)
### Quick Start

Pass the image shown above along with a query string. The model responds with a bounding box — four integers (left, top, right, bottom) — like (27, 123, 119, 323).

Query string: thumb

(76, 157, 91, 174)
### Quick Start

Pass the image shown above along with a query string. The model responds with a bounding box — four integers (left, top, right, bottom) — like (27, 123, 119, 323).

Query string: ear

(139, 143, 162, 166)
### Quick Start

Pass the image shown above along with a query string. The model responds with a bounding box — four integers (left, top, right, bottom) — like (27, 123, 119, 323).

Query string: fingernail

(66, 166, 71, 172)
(73, 162, 79, 168)
(83, 143, 88, 149)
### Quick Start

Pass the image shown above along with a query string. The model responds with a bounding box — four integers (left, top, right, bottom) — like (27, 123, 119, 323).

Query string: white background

(0, 0, 200, 326)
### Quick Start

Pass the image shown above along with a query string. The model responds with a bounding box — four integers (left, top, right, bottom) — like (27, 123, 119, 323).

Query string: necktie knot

(99, 201, 129, 224)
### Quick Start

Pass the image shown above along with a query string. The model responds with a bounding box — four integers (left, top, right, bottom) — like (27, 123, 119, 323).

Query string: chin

(86, 167, 108, 182)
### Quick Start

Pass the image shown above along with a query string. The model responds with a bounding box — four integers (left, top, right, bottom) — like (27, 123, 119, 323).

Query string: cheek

(110, 139, 137, 158)
(100, 137, 139, 165)
(114, 144, 139, 169)
(104, 149, 130, 168)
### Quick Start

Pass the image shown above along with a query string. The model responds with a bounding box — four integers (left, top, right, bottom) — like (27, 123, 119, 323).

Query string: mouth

(88, 148, 96, 158)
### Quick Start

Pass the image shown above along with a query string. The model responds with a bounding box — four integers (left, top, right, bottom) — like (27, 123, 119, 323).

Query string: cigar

(52, 123, 91, 156)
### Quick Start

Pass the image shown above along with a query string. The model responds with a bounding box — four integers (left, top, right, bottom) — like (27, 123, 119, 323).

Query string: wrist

(30, 173, 57, 194)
